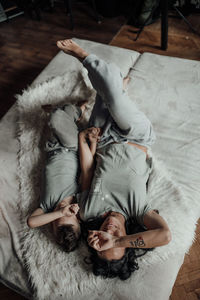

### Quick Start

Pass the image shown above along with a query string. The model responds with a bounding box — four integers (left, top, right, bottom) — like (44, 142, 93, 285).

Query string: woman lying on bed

(56, 39, 172, 280)
(27, 102, 87, 252)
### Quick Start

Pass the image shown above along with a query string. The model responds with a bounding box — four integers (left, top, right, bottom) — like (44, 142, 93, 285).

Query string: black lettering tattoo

(130, 237, 146, 248)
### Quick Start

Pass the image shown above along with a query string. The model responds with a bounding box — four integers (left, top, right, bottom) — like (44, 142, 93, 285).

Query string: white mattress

(1, 38, 200, 300)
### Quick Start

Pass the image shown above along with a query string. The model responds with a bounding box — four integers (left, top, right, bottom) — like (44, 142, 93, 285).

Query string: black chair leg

(64, 0, 74, 30)
(133, 10, 156, 41)
(129, 0, 160, 42)
(174, 5, 199, 36)
(91, 0, 101, 24)
(161, 0, 168, 50)
(64, 0, 101, 30)
(64, 0, 69, 14)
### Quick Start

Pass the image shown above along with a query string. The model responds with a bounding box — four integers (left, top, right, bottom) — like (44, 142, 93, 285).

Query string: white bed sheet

(128, 52, 200, 195)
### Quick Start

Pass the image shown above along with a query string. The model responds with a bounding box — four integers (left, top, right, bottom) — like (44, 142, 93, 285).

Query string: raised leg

(89, 75, 130, 128)
(83, 54, 155, 145)
(56, 39, 155, 145)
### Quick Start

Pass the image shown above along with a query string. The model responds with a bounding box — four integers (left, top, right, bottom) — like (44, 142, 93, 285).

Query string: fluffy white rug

(17, 71, 199, 300)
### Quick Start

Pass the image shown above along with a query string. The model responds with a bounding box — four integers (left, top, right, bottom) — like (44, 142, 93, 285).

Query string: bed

(0, 38, 200, 300)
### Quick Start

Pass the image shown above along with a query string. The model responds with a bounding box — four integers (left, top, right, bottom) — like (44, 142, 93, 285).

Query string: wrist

(114, 236, 124, 248)
(90, 142, 97, 150)
(58, 208, 65, 217)
(79, 134, 86, 142)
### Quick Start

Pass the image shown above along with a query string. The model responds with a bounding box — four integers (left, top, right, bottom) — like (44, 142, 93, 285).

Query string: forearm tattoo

(130, 237, 146, 248)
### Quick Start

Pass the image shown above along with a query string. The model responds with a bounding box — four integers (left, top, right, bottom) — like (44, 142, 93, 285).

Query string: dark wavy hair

(82, 217, 153, 280)
(56, 224, 81, 252)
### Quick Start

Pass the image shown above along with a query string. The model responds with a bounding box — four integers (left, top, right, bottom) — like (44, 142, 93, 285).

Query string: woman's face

(97, 212, 126, 261)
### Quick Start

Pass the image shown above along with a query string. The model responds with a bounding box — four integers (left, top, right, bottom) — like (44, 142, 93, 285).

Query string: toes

(57, 39, 74, 49)
(63, 39, 72, 46)
(63, 40, 69, 46)
(57, 40, 67, 46)
(61, 40, 67, 46)
(57, 40, 64, 48)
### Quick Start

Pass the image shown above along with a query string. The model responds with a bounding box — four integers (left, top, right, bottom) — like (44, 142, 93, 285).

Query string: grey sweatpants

(46, 104, 82, 152)
(40, 104, 81, 212)
(48, 55, 155, 150)
(83, 54, 156, 148)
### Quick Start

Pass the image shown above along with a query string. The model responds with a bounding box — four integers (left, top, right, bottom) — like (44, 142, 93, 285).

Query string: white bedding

(0, 38, 200, 300)
(17, 72, 199, 299)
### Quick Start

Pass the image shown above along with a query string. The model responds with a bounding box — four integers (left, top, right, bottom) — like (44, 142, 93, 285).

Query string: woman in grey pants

(60, 39, 171, 280)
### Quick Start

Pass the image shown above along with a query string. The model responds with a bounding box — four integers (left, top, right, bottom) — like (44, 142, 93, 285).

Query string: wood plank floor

(110, 13, 200, 60)
(0, 1, 126, 118)
(0, 2, 200, 299)
(170, 220, 200, 300)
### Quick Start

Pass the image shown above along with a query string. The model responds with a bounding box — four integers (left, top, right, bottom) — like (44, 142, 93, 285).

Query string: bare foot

(56, 39, 89, 62)
(123, 76, 131, 90)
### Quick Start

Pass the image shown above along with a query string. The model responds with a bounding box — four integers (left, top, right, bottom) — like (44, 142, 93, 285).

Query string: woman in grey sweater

(56, 39, 171, 280)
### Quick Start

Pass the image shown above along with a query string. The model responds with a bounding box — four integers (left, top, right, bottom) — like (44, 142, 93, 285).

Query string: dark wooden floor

(170, 220, 200, 300)
(110, 13, 200, 60)
(0, 1, 126, 119)
(0, 2, 200, 299)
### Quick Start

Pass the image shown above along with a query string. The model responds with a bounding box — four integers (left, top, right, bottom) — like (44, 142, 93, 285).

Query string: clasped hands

(60, 203, 80, 217)
(79, 127, 101, 144)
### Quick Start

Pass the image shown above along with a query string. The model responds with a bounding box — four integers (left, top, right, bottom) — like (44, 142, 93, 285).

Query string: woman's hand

(60, 204, 79, 217)
(87, 230, 117, 251)
(87, 127, 101, 144)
